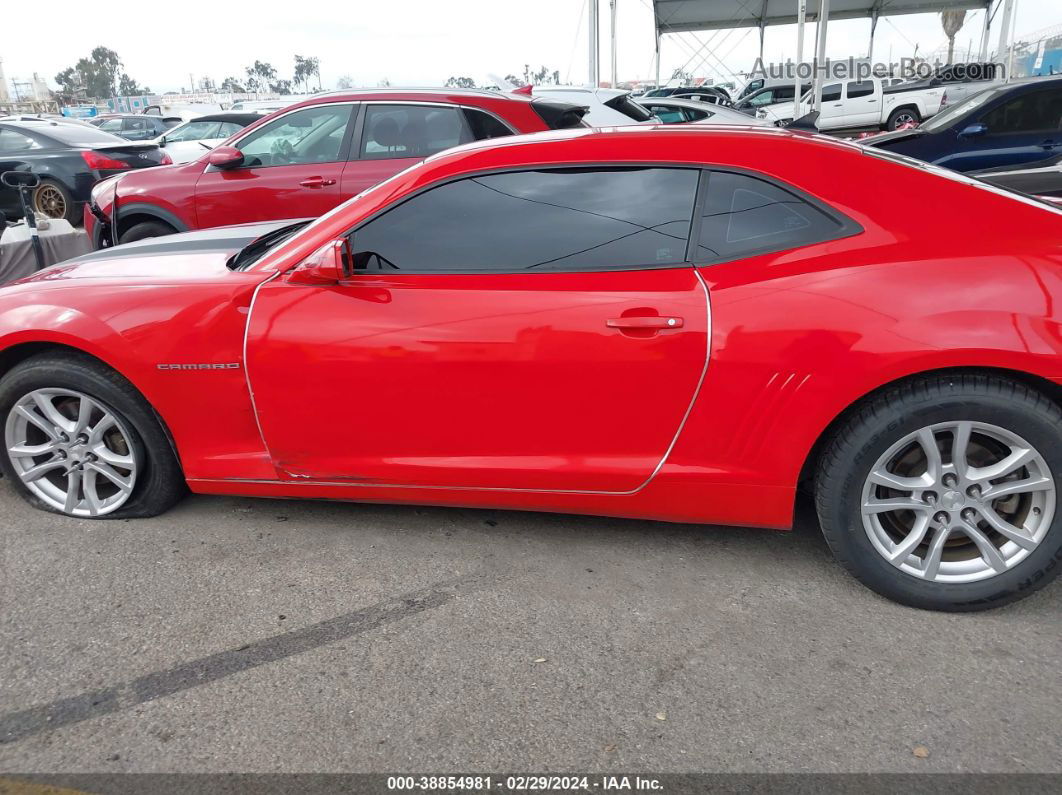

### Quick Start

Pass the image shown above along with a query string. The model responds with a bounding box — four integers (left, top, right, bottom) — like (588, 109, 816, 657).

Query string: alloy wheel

(860, 421, 1055, 583)
(4, 388, 138, 516)
(33, 184, 67, 219)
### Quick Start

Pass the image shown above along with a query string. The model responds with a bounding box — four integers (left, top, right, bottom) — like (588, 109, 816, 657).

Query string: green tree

(220, 76, 244, 92)
(336, 75, 354, 89)
(244, 60, 278, 93)
(118, 73, 148, 96)
(294, 55, 321, 93)
(54, 67, 80, 95)
(445, 76, 477, 88)
(54, 47, 146, 99)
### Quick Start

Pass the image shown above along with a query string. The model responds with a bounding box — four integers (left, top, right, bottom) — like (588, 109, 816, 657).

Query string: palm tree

(941, 10, 967, 64)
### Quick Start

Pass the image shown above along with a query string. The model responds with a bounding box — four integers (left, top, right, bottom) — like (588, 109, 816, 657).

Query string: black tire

(0, 351, 187, 519)
(32, 179, 79, 225)
(119, 220, 175, 245)
(885, 106, 921, 131)
(815, 374, 1062, 611)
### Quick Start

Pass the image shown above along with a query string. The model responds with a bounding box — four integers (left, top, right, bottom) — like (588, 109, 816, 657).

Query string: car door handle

(606, 316, 683, 330)
(300, 177, 336, 188)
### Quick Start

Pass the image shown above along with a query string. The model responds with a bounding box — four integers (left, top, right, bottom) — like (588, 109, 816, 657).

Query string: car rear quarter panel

(0, 275, 272, 480)
(667, 148, 1062, 520)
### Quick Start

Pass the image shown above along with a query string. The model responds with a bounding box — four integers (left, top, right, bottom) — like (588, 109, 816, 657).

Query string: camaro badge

(156, 363, 241, 371)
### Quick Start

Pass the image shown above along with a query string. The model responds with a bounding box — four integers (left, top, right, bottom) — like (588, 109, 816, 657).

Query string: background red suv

(85, 88, 586, 247)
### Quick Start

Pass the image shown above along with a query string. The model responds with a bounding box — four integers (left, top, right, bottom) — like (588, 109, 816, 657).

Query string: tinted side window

(847, 81, 875, 99)
(351, 168, 698, 273)
(695, 171, 843, 262)
(360, 104, 472, 160)
(822, 84, 842, 102)
(0, 128, 41, 152)
(462, 108, 513, 141)
(982, 89, 1062, 133)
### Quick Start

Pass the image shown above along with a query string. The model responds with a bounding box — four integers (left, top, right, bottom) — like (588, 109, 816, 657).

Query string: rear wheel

(32, 179, 78, 224)
(816, 374, 1062, 611)
(0, 352, 186, 518)
(886, 106, 921, 131)
(119, 220, 175, 244)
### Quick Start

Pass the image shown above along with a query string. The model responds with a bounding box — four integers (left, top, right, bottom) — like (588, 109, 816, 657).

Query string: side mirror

(287, 239, 352, 286)
(207, 145, 244, 169)
(959, 122, 988, 138)
(158, 135, 166, 146)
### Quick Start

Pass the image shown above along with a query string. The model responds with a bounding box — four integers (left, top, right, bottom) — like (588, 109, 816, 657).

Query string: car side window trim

(339, 163, 704, 275)
(689, 167, 863, 267)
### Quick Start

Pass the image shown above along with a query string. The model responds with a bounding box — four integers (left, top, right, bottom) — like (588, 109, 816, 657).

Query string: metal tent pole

(655, 28, 662, 88)
(995, 0, 1015, 63)
(610, 0, 618, 88)
(980, 2, 994, 61)
(589, 0, 600, 86)
(868, 10, 879, 61)
(812, 0, 831, 113)
(794, 0, 807, 120)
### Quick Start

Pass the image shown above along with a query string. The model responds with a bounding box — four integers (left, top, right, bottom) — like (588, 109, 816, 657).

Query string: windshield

(920, 86, 1005, 132)
(229, 221, 312, 270)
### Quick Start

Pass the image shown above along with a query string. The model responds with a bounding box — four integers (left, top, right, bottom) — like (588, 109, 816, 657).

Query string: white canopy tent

(646, 0, 1014, 119)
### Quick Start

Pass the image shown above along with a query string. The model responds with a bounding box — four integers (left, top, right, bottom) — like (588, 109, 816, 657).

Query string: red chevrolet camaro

(2, 126, 1061, 611)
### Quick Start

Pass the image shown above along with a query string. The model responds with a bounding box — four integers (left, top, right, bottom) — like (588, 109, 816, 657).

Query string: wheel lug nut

(943, 474, 958, 488)
(962, 508, 977, 522)
(924, 492, 937, 504)
(934, 512, 949, 524)
(966, 485, 981, 499)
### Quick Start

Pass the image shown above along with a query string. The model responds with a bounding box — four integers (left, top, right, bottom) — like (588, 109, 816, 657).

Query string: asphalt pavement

(0, 481, 1059, 775)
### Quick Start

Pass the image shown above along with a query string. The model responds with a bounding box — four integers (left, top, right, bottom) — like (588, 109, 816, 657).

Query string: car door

(844, 80, 879, 127)
(339, 103, 513, 200)
(193, 103, 353, 227)
(942, 87, 1062, 170)
(246, 166, 709, 492)
(0, 127, 43, 217)
(816, 84, 844, 128)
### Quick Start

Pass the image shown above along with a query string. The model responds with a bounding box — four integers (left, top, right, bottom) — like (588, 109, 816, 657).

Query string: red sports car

(83, 88, 586, 248)
(4, 126, 1062, 612)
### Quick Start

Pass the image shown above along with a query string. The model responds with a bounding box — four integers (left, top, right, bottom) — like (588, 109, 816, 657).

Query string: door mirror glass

(207, 145, 245, 169)
(288, 239, 352, 285)
(959, 122, 988, 137)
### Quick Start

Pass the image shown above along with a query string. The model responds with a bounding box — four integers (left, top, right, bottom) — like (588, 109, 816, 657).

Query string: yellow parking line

(0, 777, 95, 795)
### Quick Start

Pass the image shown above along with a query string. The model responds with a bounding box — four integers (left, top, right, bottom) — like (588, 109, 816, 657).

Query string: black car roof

(185, 113, 264, 126)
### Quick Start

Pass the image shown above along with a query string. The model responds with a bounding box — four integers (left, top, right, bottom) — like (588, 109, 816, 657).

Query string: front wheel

(118, 220, 176, 245)
(0, 352, 187, 518)
(816, 374, 1062, 611)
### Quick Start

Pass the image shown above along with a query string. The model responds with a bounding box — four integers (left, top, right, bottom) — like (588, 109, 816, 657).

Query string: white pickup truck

(755, 77, 946, 131)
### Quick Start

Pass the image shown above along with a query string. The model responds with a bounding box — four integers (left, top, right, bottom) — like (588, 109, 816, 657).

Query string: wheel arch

(797, 366, 1062, 492)
(0, 340, 184, 472)
(113, 203, 186, 240)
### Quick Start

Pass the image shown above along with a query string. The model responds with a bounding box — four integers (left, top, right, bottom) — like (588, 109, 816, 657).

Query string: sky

(2, 0, 1059, 95)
